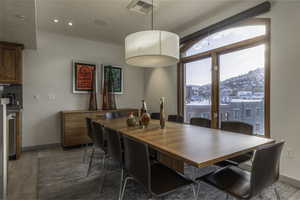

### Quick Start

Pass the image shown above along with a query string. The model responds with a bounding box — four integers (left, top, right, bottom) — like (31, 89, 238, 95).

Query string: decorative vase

(141, 112, 151, 128)
(89, 70, 98, 111)
(160, 97, 166, 129)
(127, 112, 137, 127)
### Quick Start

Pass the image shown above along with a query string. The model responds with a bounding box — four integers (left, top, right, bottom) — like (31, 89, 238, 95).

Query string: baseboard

(280, 175, 300, 189)
(22, 143, 61, 152)
(240, 163, 300, 189)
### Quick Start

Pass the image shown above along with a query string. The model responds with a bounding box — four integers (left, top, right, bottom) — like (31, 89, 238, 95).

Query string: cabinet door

(0, 46, 22, 83)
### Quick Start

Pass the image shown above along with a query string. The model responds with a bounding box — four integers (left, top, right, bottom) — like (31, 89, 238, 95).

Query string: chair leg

(82, 144, 87, 163)
(99, 156, 108, 194)
(120, 177, 133, 200)
(191, 183, 199, 200)
(274, 187, 281, 200)
(225, 194, 229, 200)
(86, 147, 95, 177)
(118, 168, 124, 200)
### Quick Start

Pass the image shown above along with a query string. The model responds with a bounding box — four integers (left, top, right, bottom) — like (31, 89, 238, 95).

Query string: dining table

(94, 117, 275, 172)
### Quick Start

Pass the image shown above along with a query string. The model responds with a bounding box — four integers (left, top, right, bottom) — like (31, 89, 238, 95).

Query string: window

(186, 25, 266, 57)
(245, 109, 252, 118)
(234, 109, 240, 120)
(181, 19, 270, 137)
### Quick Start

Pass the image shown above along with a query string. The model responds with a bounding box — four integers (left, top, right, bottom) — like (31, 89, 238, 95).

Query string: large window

(182, 19, 270, 137)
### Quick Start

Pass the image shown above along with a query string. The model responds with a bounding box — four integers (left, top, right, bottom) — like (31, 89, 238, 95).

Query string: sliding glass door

(184, 58, 212, 124)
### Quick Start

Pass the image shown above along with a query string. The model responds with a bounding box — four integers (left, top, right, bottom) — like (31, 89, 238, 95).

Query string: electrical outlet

(286, 148, 295, 159)
(33, 95, 40, 100)
(48, 94, 56, 100)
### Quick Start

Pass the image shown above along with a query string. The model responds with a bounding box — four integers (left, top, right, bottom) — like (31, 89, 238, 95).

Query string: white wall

(23, 31, 144, 147)
(144, 2, 300, 181)
(144, 66, 177, 115)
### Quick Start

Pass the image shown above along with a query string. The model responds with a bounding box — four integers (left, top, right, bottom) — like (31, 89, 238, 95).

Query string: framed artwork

(103, 65, 123, 94)
(72, 60, 98, 93)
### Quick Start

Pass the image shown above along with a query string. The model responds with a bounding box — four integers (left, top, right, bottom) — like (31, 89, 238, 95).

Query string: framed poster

(72, 60, 98, 93)
(103, 65, 123, 94)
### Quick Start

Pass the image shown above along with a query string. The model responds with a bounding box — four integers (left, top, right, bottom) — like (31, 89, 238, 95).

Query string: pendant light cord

(151, 0, 154, 30)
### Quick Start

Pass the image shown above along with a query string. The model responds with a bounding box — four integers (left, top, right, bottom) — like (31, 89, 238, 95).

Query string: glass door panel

(184, 57, 212, 124)
(219, 44, 265, 135)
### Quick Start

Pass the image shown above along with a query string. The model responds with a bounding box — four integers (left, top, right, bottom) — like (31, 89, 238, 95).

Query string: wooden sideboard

(61, 108, 138, 147)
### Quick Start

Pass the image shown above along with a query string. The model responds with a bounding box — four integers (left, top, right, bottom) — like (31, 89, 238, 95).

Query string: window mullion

(211, 53, 220, 129)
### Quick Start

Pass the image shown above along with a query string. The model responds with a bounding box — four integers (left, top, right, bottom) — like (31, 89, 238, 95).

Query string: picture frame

(72, 60, 99, 93)
(102, 65, 123, 94)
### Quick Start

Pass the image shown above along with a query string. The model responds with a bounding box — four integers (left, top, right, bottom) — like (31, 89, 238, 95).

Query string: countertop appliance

(0, 98, 9, 200)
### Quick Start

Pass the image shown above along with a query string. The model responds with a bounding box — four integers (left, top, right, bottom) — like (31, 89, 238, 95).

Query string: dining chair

(219, 121, 254, 166)
(86, 121, 108, 177)
(105, 112, 115, 119)
(120, 136, 199, 200)
(150, 112, 160, 120)
(103, 128, 125, 197)
(83, 118, 95, 163)
(221, 121, 253, 135)
(168, 115, 184, 123)
(190, 117, 211, 128)
(200, 141, 285, 200)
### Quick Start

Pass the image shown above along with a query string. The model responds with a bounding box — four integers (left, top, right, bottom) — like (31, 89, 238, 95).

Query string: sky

(186, 25, 266, 86)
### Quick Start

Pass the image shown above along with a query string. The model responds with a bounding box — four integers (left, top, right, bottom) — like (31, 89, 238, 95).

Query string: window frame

(178, 18, 271, 138)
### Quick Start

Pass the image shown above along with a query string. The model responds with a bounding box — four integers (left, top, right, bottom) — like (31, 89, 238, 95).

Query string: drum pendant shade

(125, 30, 179, 68)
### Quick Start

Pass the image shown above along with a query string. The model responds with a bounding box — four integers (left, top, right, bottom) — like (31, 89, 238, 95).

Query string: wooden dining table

(94, 117, 275, 172)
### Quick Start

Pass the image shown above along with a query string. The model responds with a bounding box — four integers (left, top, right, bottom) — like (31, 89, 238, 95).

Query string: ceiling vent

(127, 0, 156, 15)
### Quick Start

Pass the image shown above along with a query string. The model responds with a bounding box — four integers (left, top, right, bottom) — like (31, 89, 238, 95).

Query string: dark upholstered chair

(150, 112, 160, 120)
(190, 117, 211, 128)
(121, 136, 198, 200)
(201, 142, 284, 200)
(219, 121, 254, 166)
(83, 118, 94, 163)
(104, 128, 125, 197)
(221, 121, 253, 135)
(168, 115, 184, 123)
(85, 118, 107, 176)
(105, 112, 115, 119)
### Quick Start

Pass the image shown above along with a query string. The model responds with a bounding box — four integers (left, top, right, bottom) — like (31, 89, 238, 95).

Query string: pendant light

(125, 0, 179, 68)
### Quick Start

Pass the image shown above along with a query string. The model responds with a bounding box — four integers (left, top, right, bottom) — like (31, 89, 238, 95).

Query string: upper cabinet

(0, 42, 23, 84)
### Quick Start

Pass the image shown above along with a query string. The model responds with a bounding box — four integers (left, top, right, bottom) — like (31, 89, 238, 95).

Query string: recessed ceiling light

(68, 22, 73, 26)
(53, 19, 59, 23)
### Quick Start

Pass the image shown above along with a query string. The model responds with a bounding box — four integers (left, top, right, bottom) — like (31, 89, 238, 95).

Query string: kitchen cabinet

(0, 42, 23, 84)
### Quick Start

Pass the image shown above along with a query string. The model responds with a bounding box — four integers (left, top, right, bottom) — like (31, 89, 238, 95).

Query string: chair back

(123, 136, 151, 192)
(190, 117, 211, 128)
(106, 128, 123, 166)
(168, 115, 184, 123)
(92, 122, 106, 151)
(112, 112, 121, 118)
(250, 142, 285, 196)
(105, 112, 114, 119)
(86, 118, 94, 141)
(221, 121, 253, 135)
(150, 113, 160, 120)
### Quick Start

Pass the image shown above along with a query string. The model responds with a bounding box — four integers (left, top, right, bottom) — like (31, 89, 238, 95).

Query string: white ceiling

(0, 0, 37, 49)
(37, 0, 244, 45)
